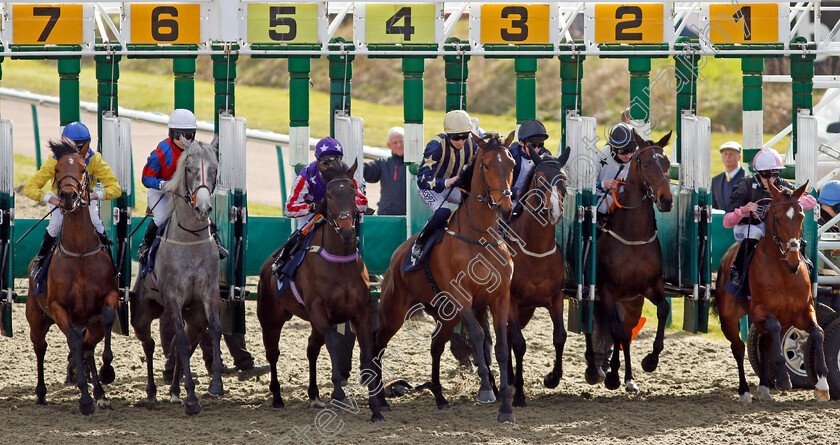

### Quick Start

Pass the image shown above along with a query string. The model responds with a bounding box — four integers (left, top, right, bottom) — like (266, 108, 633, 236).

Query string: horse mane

(321, 161, 351, 183)
(163, 140, 217, 219)
(452, 132, 505, 191)
(49, 138, 79, 160)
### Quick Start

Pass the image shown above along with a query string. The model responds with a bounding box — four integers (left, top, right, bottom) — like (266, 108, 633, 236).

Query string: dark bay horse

(716, 180, 830, 402)
(130, 137, 224, 415)
(584, 131, 673, 392)
(256, 160, 381, 418)
(503, 151, 568, 407)
(374, 133, 516, 423)
(26, 139, 119, 414)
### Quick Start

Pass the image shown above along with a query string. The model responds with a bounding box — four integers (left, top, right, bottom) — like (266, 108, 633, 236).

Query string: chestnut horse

(256, 160, 381, 418)
(716, 180, 830, 402)
(584, 131, 673, 392)
(26, 139, 119, 414)
(503, 151, 568, 407)
(373, 133, 516, 423)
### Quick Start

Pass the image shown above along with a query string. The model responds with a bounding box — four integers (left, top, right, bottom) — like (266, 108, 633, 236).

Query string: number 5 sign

(6, 4, 94, 45)
(354, 3, 443, 46)
(123, 4, 204, 44)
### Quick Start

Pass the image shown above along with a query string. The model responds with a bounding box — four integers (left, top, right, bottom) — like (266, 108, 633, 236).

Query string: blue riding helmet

(62, 122, 91, 142)
(518, 119, 548, 140)
(820, 180, 840, 205)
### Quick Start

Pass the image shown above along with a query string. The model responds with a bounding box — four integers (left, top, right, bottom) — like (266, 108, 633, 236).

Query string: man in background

(711, 141, 745, 211)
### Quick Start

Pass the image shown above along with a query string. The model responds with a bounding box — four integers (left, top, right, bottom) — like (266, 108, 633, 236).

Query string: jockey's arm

(23, 158, 57, 203)
(141, 150, 165, 190)
(352, 178, 368, 214)
(417, 141, 447, 192)
(285, 174, 312, 218)
(88, 153, 122, 200)
(800, 193, 817, 211)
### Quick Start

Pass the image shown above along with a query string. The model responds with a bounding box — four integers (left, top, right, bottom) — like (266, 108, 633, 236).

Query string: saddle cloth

(273, 219, 323, 307)
(722, 249, 755, 300)
(400, 227, 445, 272)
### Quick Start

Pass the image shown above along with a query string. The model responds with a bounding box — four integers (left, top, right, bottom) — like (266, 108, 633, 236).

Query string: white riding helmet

(168, 109, 197, 130)
(753, 148, 784, 171)
(443, 110, 473, 134)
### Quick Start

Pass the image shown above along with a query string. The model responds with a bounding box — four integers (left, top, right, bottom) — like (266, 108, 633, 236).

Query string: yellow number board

(130, 4, 201, 44)
(594, 4, 663, 44)
(480, 4, 550, 44)
(365, 4, 435, 44)
(247, 4, 319, 44)
(708, 3, 778, 44)
(12, 4, 84, 45)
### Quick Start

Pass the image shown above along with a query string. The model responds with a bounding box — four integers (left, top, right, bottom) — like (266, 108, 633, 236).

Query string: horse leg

(756, 333, 774, 401)
(765, 315, 792, 392)
(317, 317, 349, 404)
(166, 308, 201, 415)
(805, 322, 830, 401)
(83, 323, 110, 410)
(719, 309, 751, 402)
(600, 289, 624, 390)
(204, 300, 224, 397)
(480, 309, 499, 397)
(622, 301, 643, 393)
(130, 293, 161, 405)
(372, 278, 412, 414)
(352, 309, 384, 422)
(51, 304, 94, 415)
(262, 313, 286, 409)
(491, 301, 514, 423)
(99, 303, 117, 385)
(583, 333, 605, 384)
(508, 317, 527, 407)
(307, 329, 326, 409)
(621, 335, 637, 393)
(642, 286, 669, 373)
(457, 308, 494, 403)
(26, 300, 52, 405)
(429, 322, 455, 410)
(544, 298, 567, 389)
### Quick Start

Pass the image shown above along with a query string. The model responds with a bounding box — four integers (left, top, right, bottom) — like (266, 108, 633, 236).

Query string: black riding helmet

(518, 119, 548, 141)
(609, 123, 637, 156)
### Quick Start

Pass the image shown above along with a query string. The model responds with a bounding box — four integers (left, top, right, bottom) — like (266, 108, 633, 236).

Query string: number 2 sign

(128, 4, 201, 44)
(592, 4, 666, 44)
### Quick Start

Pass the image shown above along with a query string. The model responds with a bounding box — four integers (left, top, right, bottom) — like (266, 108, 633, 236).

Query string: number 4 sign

(354, 3, 443, 46)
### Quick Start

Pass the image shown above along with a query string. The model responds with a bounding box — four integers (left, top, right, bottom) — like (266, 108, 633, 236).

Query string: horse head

(631, 130, 673, 213)
(767, 180, 808, 273)
(470, 132, 515, 222)
(321, 160, 358, 245)
(51, 138, 89, 213)
(165, 136, 218, 221)
(519, 150, 568, 226)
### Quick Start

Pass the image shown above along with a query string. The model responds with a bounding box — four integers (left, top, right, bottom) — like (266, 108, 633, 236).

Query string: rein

(609, 146, 668, 211)
(767, 198, 804, 260)
(457, 151, 512, 209)
(180, 157, 213, 208)
(55, 158, 91, 214)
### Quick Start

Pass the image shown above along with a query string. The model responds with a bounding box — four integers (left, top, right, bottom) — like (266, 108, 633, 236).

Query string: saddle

(272, 218, 325, 307)
(32, 239, 59, 296)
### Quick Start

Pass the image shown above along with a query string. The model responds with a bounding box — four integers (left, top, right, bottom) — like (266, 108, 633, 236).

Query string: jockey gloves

(169, 109, 197, 129)
(820, 180, 840, 205)
(753, 148, 784, 172)
(719, 141, 742, 153)
(444, 110, 473, 134)
(609, 123, 637, 155)
(315, 137, 343, 158)
(518, 119, 548, 140)
(62, 122, 91, 143)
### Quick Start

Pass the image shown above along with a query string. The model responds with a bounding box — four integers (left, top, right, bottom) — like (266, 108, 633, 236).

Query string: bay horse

(256, 160, 381, 419)
(716, 180, 830, 402)
(584, 130, 673, 392)
(373, 133, 516, 423)
(503, 150, 568, 407)
(130, 137, 224, 415)
(26, 138, 119, 414)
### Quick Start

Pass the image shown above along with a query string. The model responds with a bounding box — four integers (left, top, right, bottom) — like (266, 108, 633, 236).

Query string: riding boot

(410, 207, 452, 263)
(271, 230, 304, 275)
(97, 231, 116, 271)
(800, 238, 815, 276)
(210, 222, 229, 260)
(30, 232, 57, 282)
(136, 221, 158, 265)
(730, 238, 758, 288)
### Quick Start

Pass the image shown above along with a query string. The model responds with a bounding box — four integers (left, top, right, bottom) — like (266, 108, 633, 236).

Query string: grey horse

(130, 136, 224, 415)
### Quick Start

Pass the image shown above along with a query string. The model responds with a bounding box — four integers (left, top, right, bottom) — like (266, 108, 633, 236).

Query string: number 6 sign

(125, 4, 202, 44)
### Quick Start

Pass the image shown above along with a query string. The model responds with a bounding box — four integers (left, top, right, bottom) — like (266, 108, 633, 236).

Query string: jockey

(818, 180, 840, 233)
(509, 119, 551, 208)
(410, 110, 479, 262)
(136, 109, 228, 264)
(277, 137, 368, 261)
(723, 148, 817, 287)
(594, 123, 637, 227)
(24, 122, 121, 280)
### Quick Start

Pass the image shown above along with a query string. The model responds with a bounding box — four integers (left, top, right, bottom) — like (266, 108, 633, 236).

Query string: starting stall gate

(0, 120, 12, 337)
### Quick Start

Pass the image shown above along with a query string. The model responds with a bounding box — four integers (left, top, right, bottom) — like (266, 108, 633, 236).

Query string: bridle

(323, 177, 356, 235)
(458, 148, 513, 209)
(767, 198, 803, 266)
(55, 154, 91, 214)
(180, 157, 214, 210)
(612, 145, 668, 210)
(527, 157, 566, 217)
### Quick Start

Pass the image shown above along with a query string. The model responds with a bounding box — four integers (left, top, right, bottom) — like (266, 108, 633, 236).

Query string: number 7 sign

(8, 4, 93, 45)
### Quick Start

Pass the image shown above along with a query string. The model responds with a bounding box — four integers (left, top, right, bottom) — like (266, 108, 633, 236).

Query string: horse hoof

(757, 385, 773, 402)
(96, 398, 112, 410)
(625, 380, 639, 393)
(584, 366, 601, 385)
(185, 400, 201, 416)
(641, 354, 659, 373)
(35, 398, 47, 406)
(379, 403, 391, 412)
(497, 412, 515, 423)
(208, 383, 224, 397)
(775, 377, 792, 392)
(309, 398, 325, 409)
(371, 413, 386, 422)
(478, 389, 496, 403)
(272, 395, 285, 409)
(604, 372, 620, 390)
(79, 400, 95, 416)
(544, 372, 561, 389)
(436, 401, 450, 410)
(99, 365, 115, 385)
(816, 376, 830, 402)
(738, 392, 752, 404)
